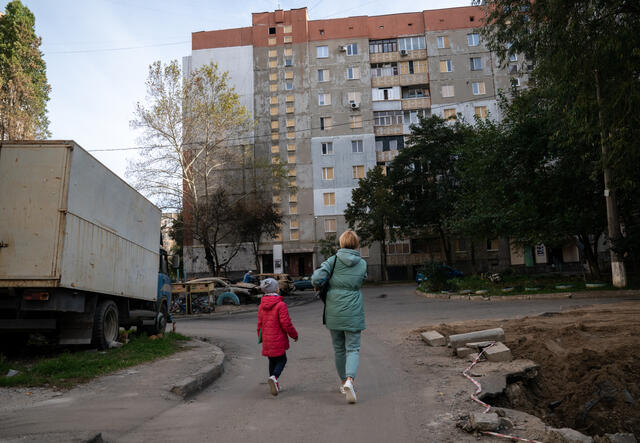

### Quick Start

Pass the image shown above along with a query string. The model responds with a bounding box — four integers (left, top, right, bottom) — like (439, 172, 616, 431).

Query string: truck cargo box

(0, 141, 160, 302)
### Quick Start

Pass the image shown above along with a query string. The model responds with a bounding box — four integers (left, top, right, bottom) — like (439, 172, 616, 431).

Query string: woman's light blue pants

(329, 330, 361, 380)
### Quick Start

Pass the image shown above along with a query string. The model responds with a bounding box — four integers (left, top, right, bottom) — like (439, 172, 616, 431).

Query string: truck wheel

(92, 300, 119, 350)
(141, 302, 168, 336)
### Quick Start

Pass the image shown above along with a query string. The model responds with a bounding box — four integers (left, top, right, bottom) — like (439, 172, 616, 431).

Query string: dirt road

(0, 285, 636, 442)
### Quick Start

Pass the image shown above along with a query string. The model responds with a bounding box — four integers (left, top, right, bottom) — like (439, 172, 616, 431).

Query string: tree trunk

(579, 233, 602, 280)
(437, 226, 452, 265)
(202, 239, 217, 276)
(380, 239, 388, 281)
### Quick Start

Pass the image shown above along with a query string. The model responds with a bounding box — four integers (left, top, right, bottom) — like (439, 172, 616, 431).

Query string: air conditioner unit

(339, 45, 347, 52)
(350, 102, 360, 109)
(400, 49, 408, 56)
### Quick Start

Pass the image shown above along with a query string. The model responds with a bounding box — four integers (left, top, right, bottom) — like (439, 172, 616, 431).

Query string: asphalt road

(1, 285, 634, 443)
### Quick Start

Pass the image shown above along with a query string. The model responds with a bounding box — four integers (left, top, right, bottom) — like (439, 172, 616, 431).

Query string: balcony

(371, 75, 400, 88)
(398, 49, 428, 61)
(399, 72, 429, 86)
(374, 125, 403, 136)
(376, 150, 400, 162)
(401, 97, 431, 110)
(369, 52, 399, 64)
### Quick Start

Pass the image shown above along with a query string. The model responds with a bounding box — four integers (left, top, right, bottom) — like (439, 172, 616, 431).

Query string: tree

(236, 196, 283, 272)
(0, 0, 50, 140)
(129, 60, 284, 275)
(318, 233, 338, 259)
(475, 0, 640, 285)
(344, 166, 398, 280)
(389, 115, 469, 265)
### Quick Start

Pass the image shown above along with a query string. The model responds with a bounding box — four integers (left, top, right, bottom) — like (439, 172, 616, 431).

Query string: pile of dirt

(431, 302, 640, 437)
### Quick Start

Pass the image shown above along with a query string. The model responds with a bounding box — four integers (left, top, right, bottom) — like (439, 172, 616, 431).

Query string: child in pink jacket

(257, 278, 298, 396)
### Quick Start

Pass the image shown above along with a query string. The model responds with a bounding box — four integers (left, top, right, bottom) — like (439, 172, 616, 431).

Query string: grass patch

(0, 332, 189, 389)
(418, 274, 620, 297)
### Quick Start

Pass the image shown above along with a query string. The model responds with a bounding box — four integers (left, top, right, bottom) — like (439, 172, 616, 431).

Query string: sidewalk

(416, 288, 640, 301)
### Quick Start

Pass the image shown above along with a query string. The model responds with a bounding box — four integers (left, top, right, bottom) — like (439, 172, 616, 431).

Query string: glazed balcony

(374, 125, 403, 136)
(376, 150, 400, 162)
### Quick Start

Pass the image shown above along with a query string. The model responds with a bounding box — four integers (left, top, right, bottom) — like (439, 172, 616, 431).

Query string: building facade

(183, 6, 550, 281)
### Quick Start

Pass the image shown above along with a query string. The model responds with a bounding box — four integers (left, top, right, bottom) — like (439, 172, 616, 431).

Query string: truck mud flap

(0, 319, 56, 330)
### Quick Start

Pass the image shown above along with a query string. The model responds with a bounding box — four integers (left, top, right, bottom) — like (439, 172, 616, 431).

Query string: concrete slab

(456, 347, 474, 358)
(605, 433, 638, 443)
(545, 427, 593, 443)
(421, 330, 446, 346)
(485, 342, 512, 362)
(470, 412, 500, 431)
(448, 328, 505, 348)
(477, 374, 507, 400)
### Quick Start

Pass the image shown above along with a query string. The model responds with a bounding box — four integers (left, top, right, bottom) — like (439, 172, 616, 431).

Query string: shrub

(420, 261, 454, 292)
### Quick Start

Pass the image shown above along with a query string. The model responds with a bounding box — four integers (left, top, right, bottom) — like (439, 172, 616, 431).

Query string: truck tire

(216, 292, 240, 305)
(92, 299, 119, 350)
(141, 302, 168, 336)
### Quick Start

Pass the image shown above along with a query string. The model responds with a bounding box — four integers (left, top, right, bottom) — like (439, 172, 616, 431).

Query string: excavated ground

(428, 301, 640, 438)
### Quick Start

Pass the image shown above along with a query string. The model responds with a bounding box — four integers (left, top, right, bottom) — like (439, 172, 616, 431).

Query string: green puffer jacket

(311, 248, 367, 331)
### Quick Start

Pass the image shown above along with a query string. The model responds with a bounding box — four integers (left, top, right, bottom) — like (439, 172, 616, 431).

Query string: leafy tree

(236, 197, 283, 272)
(475, 0, 640, 284)
(318, 233, 338, 259)
(389, 115, 469, 265)
(129, 60, 285, 276)
(0, 0, 50, 140)
(344, 166, 397, 280)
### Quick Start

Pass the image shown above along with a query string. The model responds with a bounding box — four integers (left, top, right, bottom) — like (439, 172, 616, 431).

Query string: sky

(7, 0, 471, 182)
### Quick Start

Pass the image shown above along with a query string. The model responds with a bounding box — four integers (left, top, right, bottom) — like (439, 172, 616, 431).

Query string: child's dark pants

(268, 353, 287, 378)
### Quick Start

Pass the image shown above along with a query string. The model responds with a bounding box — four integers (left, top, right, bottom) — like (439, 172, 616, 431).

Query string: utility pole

(594, 68, 627, 287)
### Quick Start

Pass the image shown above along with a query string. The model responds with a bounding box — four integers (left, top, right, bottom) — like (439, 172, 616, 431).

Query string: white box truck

(0, 141, 172, 350)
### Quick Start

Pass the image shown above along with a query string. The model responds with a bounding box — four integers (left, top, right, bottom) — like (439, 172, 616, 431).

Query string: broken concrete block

(466, 341, 494, 350)
(421, 330, 446, 346)
(469, 412, 500, 431)
(545, 427, 593, 443)
(467, 353, 480, 362)
(448, 328, 505, 348)
(605, 434, 637, 443)
(456, 347, 474, 358)
(485, 342, 512, 362)
(477, 374, 507, 400)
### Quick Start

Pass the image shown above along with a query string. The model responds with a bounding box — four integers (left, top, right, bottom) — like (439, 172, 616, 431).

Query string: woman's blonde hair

(339, 229, 360, 250)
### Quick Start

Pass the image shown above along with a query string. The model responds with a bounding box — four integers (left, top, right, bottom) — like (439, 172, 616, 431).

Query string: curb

(415, 288, 640, 301)
(170, 342, 225, 399)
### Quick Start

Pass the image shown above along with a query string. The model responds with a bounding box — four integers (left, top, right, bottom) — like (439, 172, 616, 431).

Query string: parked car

(293, 276, 314, 291)
(416, 265, 463, 283)
(254, 273, 295, 296)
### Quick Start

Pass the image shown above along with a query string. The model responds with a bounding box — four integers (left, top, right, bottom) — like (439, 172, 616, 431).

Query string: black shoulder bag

(318, 256, 337, 324)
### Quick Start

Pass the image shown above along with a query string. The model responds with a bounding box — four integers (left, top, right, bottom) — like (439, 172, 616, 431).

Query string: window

(287, 131, 295, 139)
(285, 81, 293, 90)
(347, 91, 361, 104)
(284, 25, 292, 33)
(398, 36, 425, 51)
(487, 239, 499, 251)
(467, 33, 480, 46)
(286, 105, 294, 113)
(272, 156, 280, 164)
(369, 38, 397, 54)
(272, 194, 281, 204)
(324, 218, 337, 233)
(440, 60, 452, 73)
(318, 69, 330, 82)
(360, 246, 369, 257)
(289, 177, 296, 187)
(289, 203, 298, 215)
(470, 57, 482, 71)
(345, 43, 358, 56)
(402, 87, 428, 99)
(456, 239, 467, 252)
(318, 93, 331, 106)
(509, 64, 519, 74)
(322, 167, 334, 180)
(287, 143, 296, 151)
(269, 60, 277, 68)
(320, 117, 332, 131)
(286, 118, 295, 127)
(285, 94, 294, 103)
(284, 48, 293, 56)
(285, 71, 293, 80)
(271, 120, 279, 129)
(437, 36, 449, 49)
(373, 110, 403, 126)
(289, 230, 300, 241)
(474, 106, 488, 118)
(270, 96, 278, 105)
(351, 140, 363, 153)
(511, 77, 521, 87)
(268, 38, 276, 46)
(403, 109, 424, 125)
(268, 49, 277, 58)
(269, 72, 277, 81)
(284, 35, 292, 43)
(389, 139, 397, 150)
(274, 231, 282, 242)
(321, 142, 333, 155)
(284, 57, 293, 67)
(271, 133, 279, 140)
(271, 144, 279, 153)
(441, 85, 455, 98)
(323, 192, 335, 206)
(443, 108, 457, 120)
(472, 81, 486, 95)
(387, 240, 410, 255)
(352, 165, 365, 179)
(290, 219, 299, 229)
(371, 63, 397, 77)
(317, 45, 328, 58)
(269, 84, 277, 92)
(509, 53, 518, 62)
(270, 106, 278, 116)
(288, 153, 296, 164)
(402, 59, 427, 75)
(347, 67, 360, 79)
(269, 27, 276, 35)
(350, 115, 362, 129)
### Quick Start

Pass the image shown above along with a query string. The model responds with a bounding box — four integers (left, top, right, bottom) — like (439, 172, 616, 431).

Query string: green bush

(420, 261, 455, 292)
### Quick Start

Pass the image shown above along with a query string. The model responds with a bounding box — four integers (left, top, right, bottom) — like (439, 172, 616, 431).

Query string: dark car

(293, 276, 314, 291)
(416, 265, 463, 283)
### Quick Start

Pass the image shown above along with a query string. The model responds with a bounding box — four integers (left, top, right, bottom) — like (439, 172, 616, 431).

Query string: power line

(88, 93, 497, 152)
(45, 40, 189, 55)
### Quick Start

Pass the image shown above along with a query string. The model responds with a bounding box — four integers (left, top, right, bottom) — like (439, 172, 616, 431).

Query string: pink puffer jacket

(257, 295, 298, 357)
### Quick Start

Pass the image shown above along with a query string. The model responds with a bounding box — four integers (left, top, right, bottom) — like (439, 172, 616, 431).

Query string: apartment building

(183, 6, 540, 281)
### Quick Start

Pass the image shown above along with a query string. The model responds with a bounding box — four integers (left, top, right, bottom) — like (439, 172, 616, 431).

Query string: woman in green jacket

(312, 230, 367, 404)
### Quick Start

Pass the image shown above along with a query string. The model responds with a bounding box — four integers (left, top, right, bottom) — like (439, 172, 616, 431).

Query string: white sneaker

(268, 376, 279, 396)
(339, 383, 346, 394)
(343, 379, 357, 404)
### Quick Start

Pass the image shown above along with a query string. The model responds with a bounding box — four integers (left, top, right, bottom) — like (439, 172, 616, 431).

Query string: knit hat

(260, 278, 279, 294)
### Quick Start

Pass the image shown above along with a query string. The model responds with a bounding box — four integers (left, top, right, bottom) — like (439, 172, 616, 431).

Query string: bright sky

(8, 0, 470, 182)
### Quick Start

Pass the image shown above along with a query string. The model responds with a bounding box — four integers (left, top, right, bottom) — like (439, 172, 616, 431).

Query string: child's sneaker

(268, 376, 279, 396)
(343, 379, 357, 404)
